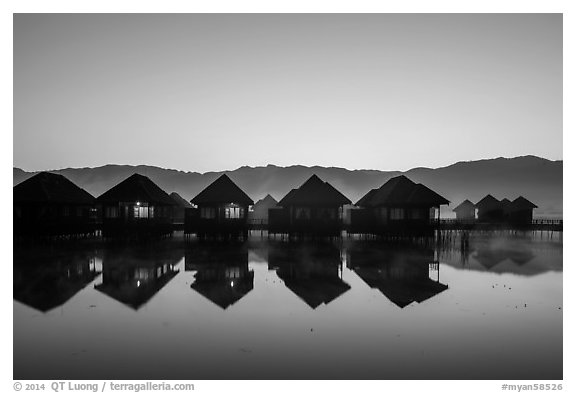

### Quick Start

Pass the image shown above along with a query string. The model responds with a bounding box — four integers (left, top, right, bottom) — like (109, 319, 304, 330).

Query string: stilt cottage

(350, 175, 449, 234)
(453, 199, 476, 221)
(248, 194, 278, 225)
(475, 194, 504, 223)
(14, 172, 96, 237)
(509, 196, 537, 224)
(268, 174, 352, 237)
(96, 173, 177, 237)
(186, 174, 254, 239)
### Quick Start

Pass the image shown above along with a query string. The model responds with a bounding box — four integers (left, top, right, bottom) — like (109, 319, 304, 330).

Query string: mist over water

(13, 231, 562, 379)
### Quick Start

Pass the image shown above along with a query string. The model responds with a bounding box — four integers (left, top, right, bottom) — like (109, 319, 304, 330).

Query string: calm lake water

(13, 231, 563, 380)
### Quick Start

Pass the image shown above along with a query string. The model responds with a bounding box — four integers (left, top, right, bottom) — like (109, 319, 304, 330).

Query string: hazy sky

(13, 13, 562, 172)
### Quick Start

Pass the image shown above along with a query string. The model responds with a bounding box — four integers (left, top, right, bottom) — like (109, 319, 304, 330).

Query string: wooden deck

(22, 218, 560, 241)
(244, 218, 563, 234)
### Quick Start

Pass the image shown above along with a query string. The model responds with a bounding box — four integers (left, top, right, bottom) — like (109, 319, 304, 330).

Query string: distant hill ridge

(13, 155, 563, 217)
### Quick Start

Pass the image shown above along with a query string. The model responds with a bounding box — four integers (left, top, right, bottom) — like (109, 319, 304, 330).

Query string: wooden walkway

(242, 218, 563, 233)
(432, 218, 562, 232)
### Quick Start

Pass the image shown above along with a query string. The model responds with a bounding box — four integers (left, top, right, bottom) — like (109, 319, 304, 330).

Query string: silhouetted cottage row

(453, 194, 538, 224)
(14, 172, 181, 238)
(13, 170, 540, 239)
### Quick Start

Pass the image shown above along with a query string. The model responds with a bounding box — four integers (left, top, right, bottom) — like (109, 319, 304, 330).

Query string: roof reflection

(94, 246, 181, 310)
(186, 245, 254, 309)
(347, 244, 448, 308)
(14, 250, 101, 312)
(268, 242, 350, 309)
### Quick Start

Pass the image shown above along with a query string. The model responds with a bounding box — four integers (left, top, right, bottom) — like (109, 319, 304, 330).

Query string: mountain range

(13, 155, 563, 218)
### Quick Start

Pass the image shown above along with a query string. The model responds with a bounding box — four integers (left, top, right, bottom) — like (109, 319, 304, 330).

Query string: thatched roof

(453, 199, 475, 213)
(511, 196, 538, 210)
(170, 192, 193, 208)
(14, 172, 95, 205)
(356, 175, 449, 208)
(500, 198, 512, 213)
(255, 194, 278, 207)
(409, 183, 450, 206)
(475, 194, 501, 210)
(191, 174, 253, 206)
(96, 173, 176, 205)
(355, 189, 378, 207)
(278, 174, 352, 207)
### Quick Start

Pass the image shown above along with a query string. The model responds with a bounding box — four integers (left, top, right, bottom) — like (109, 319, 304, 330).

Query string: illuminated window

(134, 206, 150, 219)
(134, 268, 150, 280)
(225, 206, 242, 219)
(225, 267, 241, 278)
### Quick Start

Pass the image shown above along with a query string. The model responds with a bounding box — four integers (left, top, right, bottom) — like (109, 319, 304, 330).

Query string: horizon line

(13, 154, 563, 175)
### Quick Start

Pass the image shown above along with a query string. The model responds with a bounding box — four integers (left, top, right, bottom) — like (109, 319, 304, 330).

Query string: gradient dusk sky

(14, 13, 562, 173)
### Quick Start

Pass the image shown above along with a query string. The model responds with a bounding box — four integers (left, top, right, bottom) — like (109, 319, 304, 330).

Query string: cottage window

(63, 206, 70, 217)
(134, 268, 150, 280)
(105, 206, 119, 218)
(134, 205, 150, 219)
(380, 207, 388, 220)
(149, 206, 155, 218)
(295, 207, 311, 220)
(200, 207, 216, 219)
(390, 208, 404, 220)
(225, 206, 242, 219)
(225, 267, 241, 278)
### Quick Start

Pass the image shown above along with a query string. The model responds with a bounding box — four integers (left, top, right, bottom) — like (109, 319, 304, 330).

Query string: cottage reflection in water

(13, 250, 101, 312)
(186, 246, 254, 309)
(346, 244, 448, 308)
(474, 245, 535, 271)
(94, 247, 181, 310)
(268, 242, 351, 308)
